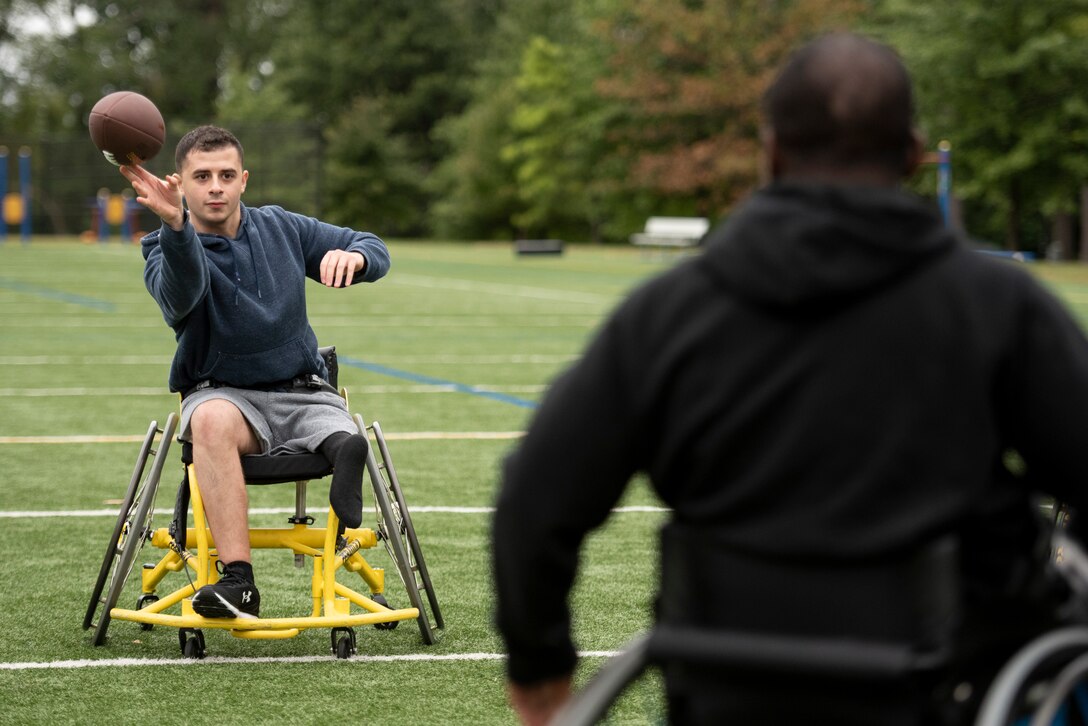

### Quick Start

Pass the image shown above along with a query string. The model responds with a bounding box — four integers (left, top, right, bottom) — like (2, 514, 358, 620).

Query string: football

(88, 91, 165, 166)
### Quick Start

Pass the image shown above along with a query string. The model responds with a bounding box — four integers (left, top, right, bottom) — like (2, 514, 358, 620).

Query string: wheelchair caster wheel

(332, 627, 356, 659)
(179, 628, 206, 659)
(371, 594, 398, 631)
(136, 594, 158, 631)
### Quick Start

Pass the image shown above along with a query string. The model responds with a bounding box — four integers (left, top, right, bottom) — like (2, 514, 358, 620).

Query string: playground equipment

(83, 187, 141, 243)
(922, 139, 953, 229)
(1, 146, 32, 242)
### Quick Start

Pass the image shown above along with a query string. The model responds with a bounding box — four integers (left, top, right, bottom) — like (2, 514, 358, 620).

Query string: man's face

(178, 146, 248, 236)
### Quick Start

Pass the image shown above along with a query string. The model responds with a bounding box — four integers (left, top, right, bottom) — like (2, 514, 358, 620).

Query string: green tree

(0, 0, 294, 133)
(431, 0, 613, 241)
(501, 36, 617, 240)
(429, 81, 521, 240)
(323, 97, 422, 236)
(254, 0, 499, 235)
(872, 0, 1088, 252)
(0, 0, 502, 235)
(595, 0, 865, 219)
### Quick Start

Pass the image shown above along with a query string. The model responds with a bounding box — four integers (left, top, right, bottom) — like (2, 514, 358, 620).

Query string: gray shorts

(179, 385, 357, 456)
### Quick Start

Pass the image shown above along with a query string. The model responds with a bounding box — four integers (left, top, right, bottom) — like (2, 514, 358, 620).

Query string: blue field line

(339, 355, 539, 409)
(0, 276, 116, 312)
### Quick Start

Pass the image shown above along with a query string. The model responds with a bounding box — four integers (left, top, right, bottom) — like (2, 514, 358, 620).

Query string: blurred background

(0, 0, 1086, 256)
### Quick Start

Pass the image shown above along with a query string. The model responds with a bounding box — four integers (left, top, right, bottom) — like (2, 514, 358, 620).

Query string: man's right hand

(120, 164, 185, 231)
(507, 675, 573, 726)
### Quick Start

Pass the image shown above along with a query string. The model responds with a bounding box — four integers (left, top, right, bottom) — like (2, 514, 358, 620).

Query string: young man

(492, 33, 1088, 724)
(121, 125, 390, 619)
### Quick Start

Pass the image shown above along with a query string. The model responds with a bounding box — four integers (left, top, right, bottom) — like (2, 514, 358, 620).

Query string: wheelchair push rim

(87, 413, 177, 646)
(357, 414, 443, 645)
(83, 419, 159, 631)
(371, 420, 444, 630)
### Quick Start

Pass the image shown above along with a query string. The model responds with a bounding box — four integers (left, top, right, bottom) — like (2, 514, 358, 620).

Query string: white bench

(630, 216, 709, 249)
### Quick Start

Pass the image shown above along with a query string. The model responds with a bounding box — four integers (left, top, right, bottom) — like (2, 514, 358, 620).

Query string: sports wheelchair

(83, 347, 443, 659)
(555, 507, 1088, 726)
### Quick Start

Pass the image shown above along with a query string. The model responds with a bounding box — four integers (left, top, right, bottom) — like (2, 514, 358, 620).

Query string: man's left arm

(493, 310, 646, 722)
(295, 213, 390, 287)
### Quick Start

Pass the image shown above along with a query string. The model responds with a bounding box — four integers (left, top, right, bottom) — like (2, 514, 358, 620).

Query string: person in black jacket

(492, 32, 1088, 725)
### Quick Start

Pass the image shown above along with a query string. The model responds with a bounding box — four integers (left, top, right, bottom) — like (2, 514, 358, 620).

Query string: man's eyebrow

(189, 166, 238, 175)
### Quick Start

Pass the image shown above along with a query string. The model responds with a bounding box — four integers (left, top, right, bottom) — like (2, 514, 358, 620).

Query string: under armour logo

(242, 591, 252, 603)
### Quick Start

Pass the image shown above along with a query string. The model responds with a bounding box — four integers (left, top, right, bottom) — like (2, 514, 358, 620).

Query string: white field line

(0, 355, 172, 365)
(0, 384, 546, 398)
(0, 317, 597, 329)
(390, 272, 614, 306)
(0, 650, 620, 671)
(0, 387, 172, 397)
(0, 505, 668, 519)
(0, 354, 573, 366)
(0, 435, 149, 444)
(0, 431, 526, 445)
(0, 319, 161, 327)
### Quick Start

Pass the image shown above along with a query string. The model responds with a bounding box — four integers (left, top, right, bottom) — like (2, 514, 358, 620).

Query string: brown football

(88, 91, 165, 166)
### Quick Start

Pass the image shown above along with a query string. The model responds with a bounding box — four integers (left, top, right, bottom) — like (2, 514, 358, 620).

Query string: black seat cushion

(180, 442, 332, 485)
(176, 344, 338, 485)
(240, 452, 333, 484)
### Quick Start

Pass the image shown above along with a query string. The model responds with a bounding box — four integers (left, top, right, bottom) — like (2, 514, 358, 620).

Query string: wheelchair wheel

(84, 420, 159, 632)
(179, 628, 206, 659)
(356, 415, 443, 645)
(371, 593, 398, 631)
(136, 594, 159, 632)
(332, 627, 357, 659)
(371, 421, 444, 631)
(976, 627, 1088, 726)
(88, 413, 177, 646)
(553, 632, 654, 726)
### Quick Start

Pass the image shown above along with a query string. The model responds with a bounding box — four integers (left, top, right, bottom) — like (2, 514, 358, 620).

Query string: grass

(3, 239, 1088, 724)
(0, 238, 672, 725)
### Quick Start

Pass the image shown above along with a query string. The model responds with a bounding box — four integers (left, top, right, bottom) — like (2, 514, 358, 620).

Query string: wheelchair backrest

(318, 345, 338, 390)
(657, 522, 961, 650)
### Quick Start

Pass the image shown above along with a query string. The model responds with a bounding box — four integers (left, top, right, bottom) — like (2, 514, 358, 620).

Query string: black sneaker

(192, 564, 260, 619)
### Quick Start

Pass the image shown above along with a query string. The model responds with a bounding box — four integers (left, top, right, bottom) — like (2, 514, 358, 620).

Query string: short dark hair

(175, 125, 244, 170)
(763, 33, 915, 171)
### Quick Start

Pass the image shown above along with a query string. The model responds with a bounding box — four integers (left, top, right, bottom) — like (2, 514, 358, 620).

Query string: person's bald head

(762, 33, 921, 184)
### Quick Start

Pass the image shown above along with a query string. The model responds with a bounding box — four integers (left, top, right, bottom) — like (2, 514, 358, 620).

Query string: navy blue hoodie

(141, 203, 389, 392)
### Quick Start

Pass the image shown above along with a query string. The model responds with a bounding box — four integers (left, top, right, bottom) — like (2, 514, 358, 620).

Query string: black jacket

(493, 182, 1088, 684)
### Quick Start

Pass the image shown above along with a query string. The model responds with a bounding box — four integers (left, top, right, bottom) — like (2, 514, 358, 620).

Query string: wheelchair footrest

(109, 606, 419, 632)
(231, 628, 300, 640)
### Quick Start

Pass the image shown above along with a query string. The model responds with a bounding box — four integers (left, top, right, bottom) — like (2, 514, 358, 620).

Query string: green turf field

(0, 239, 675, 725)
(3, 240, 1087, 724)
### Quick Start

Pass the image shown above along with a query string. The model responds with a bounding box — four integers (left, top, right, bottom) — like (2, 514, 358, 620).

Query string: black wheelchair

(83, 347, 443, 658)
(554, 505, 1088, 726)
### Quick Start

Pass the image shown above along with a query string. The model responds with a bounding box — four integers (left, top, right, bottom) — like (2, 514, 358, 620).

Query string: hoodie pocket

(197, 338, 316, 387)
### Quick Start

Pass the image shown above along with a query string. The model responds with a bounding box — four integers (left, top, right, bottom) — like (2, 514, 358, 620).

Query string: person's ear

(903, 129, 925, 178)
(761, 127, 783, 182)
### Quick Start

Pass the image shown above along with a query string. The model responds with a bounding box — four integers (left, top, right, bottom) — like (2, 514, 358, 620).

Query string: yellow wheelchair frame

(83, 368, 443, 659)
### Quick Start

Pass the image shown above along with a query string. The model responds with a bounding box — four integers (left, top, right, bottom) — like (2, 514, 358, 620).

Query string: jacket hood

(701, 182, 955, 311)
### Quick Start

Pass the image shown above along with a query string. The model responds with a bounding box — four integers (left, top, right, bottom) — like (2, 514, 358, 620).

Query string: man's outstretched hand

(120, 164, 184, 231)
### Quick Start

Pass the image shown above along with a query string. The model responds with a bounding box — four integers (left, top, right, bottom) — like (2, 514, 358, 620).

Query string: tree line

(1, 0, 1086, 253)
